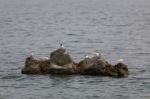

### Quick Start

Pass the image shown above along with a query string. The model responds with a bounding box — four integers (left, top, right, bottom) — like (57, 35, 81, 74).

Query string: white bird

(95, 53, 100, 56)
(85, 55, 89, 59)
(94, 52, 103, 57)
(39, 56, 49, 60)
(117, 59, 123, 63)
(43, 57, 49, 60)
(60, 43, 64, 48)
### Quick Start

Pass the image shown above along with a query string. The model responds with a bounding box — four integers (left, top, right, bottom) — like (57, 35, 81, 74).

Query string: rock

(77, 56, 110, 75)
(21, 56, 50, 74)
(104, 62, 128, 77)
(39, 60, 51, 74)
(114, 62, 128, 77)
(21, 56, 42, 74)
(49, 63, 75, 74)
(105, 65, 118, 77)
(50, 48, 74, 66)
(21, 48, 129, 78)
(49, 48, 76, 74)
(76, 56, 129, 77)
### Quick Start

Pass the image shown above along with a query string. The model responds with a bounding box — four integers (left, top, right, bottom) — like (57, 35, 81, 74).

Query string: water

(0, 0, 150, 98)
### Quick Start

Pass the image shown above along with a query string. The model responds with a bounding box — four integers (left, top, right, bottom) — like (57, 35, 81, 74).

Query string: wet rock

(49, 48, 76, 74)
(39, 60, 51, 74)
(76, 56, 129, 77)
(21, 56, 50, 74)
(77, 56, 110, 75)
(21, 48, 129, 78)
(114, 62, 128, 77)
(50, 48, 74, 66)
(49, 63, 75, 74)
(105, 65, 118, 77)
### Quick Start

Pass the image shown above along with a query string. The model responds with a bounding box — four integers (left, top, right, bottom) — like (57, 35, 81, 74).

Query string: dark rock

(21, 56, 50, 74)
(77, 56, 110, 75)
(39, 60, 51, 74)
(76, 56, 129, 77)
(114, 62, 128, 77)
(21, 48, 129, 78)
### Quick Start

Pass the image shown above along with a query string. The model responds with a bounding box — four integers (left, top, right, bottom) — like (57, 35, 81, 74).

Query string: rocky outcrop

(113, 62, 128, 77)
(76, 55, 128, 77)
(50, 48, 74, 66)
(76, 56, 110, 75)
(49, 48, 76, 74)
(21, 48, 129, 78)
(21, 56, 50, 74)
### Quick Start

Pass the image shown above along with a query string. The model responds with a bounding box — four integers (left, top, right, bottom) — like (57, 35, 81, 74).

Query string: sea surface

(0, 0, 150, 99)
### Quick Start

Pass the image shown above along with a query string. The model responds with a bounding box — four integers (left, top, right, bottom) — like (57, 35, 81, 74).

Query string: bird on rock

(117, 59, 123, 63)
(95, 53, 100, 57)
(85, 55, 89, 59)
(42, 56, 49, 60)
(60, 43, 64, 48)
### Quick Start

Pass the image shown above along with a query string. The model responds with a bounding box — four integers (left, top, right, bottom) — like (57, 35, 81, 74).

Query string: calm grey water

(0, 0, 150, 99)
